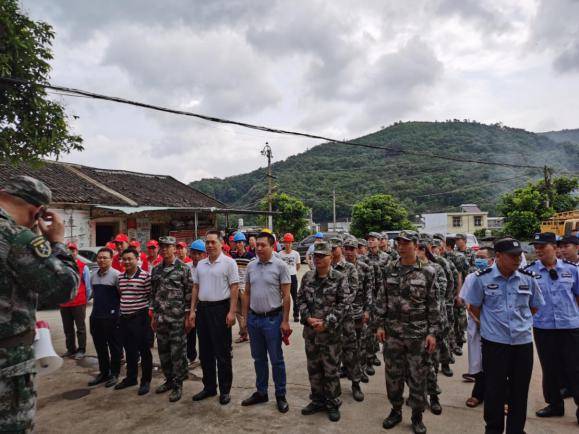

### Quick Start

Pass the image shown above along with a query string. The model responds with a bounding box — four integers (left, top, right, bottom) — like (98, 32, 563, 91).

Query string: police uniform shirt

(193, 252, 240, 302)
(245, 255, 291, 313)
(525, 259, 579, 330)
(463, 263, 545, 345)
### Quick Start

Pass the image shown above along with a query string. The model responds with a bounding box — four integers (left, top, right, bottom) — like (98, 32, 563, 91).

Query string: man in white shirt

(279, 233, 301, 322)
(188, 230, 240, 405)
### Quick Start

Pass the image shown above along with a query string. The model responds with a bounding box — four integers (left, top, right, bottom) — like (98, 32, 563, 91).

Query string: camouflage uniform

(0, 176, 79, 433)
(432, 253, 455, 367)
(298, 260, 349, 410)
(374, 246, 440, 414)
(444, 250, 469, 348)
(150, 244, 193, 387)
(350, 258, 374, 376)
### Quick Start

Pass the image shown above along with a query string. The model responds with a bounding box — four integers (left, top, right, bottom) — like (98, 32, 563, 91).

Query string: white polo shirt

(193, 253, 240, 302)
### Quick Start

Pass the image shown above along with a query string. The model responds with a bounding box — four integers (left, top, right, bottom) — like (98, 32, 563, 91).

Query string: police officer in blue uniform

(463, 237, 545, 434)
(525, 232, 579, 424)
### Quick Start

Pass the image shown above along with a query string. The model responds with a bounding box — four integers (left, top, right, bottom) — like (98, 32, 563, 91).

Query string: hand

(226, 311, 236, 328)
(425, 335, 437, 353)
(307, 317, 322, 327)
(184, 316, 193, 333)
(280, 320, 291, 335)
(151, 316, 157, 332)
(37, 210, 65, 244)
(188, 311, 196, 329)
(376, 327, 387, 343)
(363, 311, 370, 324)
(455, 297, 464, 307)
(313, 321, 326, 333)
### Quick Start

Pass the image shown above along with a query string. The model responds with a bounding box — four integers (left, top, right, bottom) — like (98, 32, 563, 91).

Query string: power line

(1, 76, 563, 171)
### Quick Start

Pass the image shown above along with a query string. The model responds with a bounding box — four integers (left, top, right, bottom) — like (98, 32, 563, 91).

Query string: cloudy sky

(20, 0, 579, 183)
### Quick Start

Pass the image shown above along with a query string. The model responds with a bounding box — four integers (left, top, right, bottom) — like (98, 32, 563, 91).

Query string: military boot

(155, 379, 174, 394)
(352, 383, 364, 402)
(169, 383, 182, 402)
(411, 411, 427, 434)
(441, 364, 453, 377)
(360, 372, 369, 383)
(382, 409, 402, 429)
(366, 365, 375, 376)
(327, 406, 341, 422)
(429, 395, 442, 415)
(301, 401, 325, 415)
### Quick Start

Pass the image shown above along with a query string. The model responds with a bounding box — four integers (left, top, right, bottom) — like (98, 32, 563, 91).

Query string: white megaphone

(34, 322, 63, 376)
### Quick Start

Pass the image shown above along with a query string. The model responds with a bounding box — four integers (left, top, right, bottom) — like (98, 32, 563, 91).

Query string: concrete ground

(35, 273, 577, 433)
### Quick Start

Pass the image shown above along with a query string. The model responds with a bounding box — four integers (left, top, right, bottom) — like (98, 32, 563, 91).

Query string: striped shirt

(119, 267, 151, 315)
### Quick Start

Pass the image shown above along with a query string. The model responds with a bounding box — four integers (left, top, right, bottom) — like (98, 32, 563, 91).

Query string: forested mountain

(540, 128, 579, 145)
(190, 121, 579, 222)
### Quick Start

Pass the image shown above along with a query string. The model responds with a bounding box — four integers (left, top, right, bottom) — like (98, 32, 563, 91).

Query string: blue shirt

(463, 263, 545, 345)
(524, 259, 579, 330)
(90, 267, 120, 319)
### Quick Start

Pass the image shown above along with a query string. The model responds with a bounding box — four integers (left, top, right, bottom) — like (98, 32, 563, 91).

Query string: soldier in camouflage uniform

(380, 232, 400, 263)
(343, 237, 374, 384)
(298, 241, 349, 422)
(150, 236, 193, 402)
(443, 236, 469, 355)
(434, 234, 458, 358)
(329, 237, 364, 402)
(0, 176, 79, 433)
(359, 232, 389, 374)
(375, 230, 440, 434)
(357, 238, 367, 257)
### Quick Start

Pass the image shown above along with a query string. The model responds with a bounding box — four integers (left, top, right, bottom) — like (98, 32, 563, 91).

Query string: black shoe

(138, 382, 150, 396)
(104, 375, 118, 388)
(462, 373, 475, 382)
(339, 367, 348, 378)
(373, 358, 381, 367)
(88, 373, 110, 387)
(156, 380, 174, 394)
(536, 404, 564, 417)
(219, 394, 231, 405)
(293, 317, 299, 323)
(430, 395, 442, 415)
(192, 389, 217, 401)
(441, 364, 453, 377)
(301, 401, 325, 415)
(366, 366, 375, 376)
(169, 384, 182, 402)
(114, 378, 138, 390)
(241, 391, 269, 406)
(360, 373, 369, 383)
(453, 347, 463, 356)
(382, 409, 402, 429)
(352, 383, 364, 402)
(276, 395, 289, 413)
(327, 407, 340, 422)
(411, 412, 427, 434)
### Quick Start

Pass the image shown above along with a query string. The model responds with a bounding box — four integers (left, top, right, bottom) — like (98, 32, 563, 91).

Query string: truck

(540, 210, 579, 236)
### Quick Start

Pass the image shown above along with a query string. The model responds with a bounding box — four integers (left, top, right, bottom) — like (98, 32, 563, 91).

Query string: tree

(350, 194, 414, 237)
(498, 176, 578, 239)
(260, 193, 309, 240)
(0, 0, 82, 163)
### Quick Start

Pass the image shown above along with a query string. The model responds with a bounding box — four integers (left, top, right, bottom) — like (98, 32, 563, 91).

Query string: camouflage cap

(158, 236, 177, 245)
(455, 233, 467, 240)
(419, 233, 433, 243)
(329, 237, 343, 248)
(381, 232, 389, 240)
(313, 241, 331, 256)
(396, 230, 419, 242)
(432, 239, 442, 247)
(366, 231, 382, 240)
(343, 237, 358, 248)
(357, 238, 367, 247)
(433, 233, 446, 241)
(2, 175, 52, 206)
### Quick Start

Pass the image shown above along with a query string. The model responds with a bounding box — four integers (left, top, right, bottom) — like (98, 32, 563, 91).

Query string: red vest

(61, 259, 87, 307)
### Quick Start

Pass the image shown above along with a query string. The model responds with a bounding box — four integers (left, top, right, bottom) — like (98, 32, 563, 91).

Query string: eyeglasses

(549, 269, 558, 280)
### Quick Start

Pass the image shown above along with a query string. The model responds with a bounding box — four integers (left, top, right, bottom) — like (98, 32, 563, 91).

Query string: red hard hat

(105, 242, 116, 250)
(114, 234, 129, 243)
(66, 242, 78, 250)
(283, 233, 294, 242)
(176, 241, 188, 248)
(129, 240, 141, 248)
(146, 240, 159, 248)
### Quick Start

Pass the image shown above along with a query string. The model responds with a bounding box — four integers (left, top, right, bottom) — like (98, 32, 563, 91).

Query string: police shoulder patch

(31, 236, 51, 258)
(475, 267, 492, 276)
(518, 268, 536, 277)
(523, 260, 536, 269)
(563, 259, 577, 266)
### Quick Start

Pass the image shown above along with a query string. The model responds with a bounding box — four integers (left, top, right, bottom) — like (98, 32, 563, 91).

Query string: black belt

(120, 308, 148, 319)
(0, 330, 35, 350)
(197, 299, 229, 307)
(250, 307, 282, 318)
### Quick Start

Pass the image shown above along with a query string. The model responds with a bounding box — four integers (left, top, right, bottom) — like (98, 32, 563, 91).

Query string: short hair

(445, 238, 456, 249)
(97, 247, 114, 258)
(205, 229, 221, 240)
(121, 247, 139, 259)
(479, 247, 495, 258)
(257, 231, 275, 246)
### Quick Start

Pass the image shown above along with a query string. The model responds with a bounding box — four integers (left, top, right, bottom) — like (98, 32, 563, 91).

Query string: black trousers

(482, 338, 533, 434)
(187, 327, 197, 362)
(197, 300, 232, 395)
(120, 309, 153, 383)
(60, 305, 86, 352)
(533, 327, 579, 407)
(90, 316, 122, 377)
(290, 275, 299, 319)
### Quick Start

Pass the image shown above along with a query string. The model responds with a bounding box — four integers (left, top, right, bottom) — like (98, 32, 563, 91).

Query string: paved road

(35, 269, 577, 433)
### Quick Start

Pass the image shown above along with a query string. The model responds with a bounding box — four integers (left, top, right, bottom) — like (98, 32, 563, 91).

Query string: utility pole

(543, 165, 553, 208)
(332, 189, 336, 231)
(261, 142, 273, 230)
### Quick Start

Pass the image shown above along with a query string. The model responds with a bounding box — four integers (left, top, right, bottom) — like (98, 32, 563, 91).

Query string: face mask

(475, 258, 489, 270)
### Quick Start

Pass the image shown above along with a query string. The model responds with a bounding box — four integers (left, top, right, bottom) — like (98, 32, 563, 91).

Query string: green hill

(539, 128, 579, 144)
(190, 121, 579, 222)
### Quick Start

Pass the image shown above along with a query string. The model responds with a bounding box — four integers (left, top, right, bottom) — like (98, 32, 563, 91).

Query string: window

(452, 216, 462, 227)
(474, 216, 482, 227)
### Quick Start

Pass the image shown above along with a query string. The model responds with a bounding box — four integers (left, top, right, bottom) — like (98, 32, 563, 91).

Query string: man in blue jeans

(241, 231, 292, 413)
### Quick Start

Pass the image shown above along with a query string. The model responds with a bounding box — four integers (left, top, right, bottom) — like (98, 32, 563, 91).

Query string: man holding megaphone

(0, 176, 79, 433)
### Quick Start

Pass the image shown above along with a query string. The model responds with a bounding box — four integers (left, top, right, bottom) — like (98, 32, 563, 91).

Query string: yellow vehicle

(540, 210, 579, 236)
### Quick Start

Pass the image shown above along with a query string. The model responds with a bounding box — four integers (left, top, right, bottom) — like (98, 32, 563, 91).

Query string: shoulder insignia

(475, 267, 492, 276)
(31, 235, 51, 258)
(518, 268, 537, 277)
(523, 260, 536, 269)
(563, 259, 577, 266)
